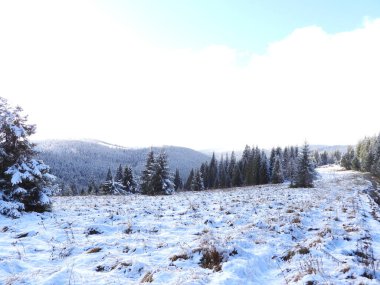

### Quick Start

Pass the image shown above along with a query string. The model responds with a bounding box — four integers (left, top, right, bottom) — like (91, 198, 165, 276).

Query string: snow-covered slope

(35, 140, 210, 188)
(0, 166, 379, 284)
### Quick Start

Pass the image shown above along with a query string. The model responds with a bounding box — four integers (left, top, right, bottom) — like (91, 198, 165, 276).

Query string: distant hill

(309, 145, 349, 153)
(35, 140, 210, 189)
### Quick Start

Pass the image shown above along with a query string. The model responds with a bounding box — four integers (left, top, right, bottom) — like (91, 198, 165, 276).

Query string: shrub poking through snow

(0, 97, 55, 217)
(198, 246, 224, 272)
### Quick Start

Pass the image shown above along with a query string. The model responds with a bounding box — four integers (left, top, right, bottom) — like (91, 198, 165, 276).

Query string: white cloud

(1, 1, 379, 150)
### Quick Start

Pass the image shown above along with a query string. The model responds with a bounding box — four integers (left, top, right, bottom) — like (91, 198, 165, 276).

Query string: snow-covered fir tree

(252, 147, 261, 185)
(154, 151, 175, 194)
(294, 142, 315, 188)
(208, 153, 218, 188)
(100, 168, 113, 193)
(200, 162, 209, 189)
(123, 165, 136, 193)
(184, 169, 194, 190)
(341, 146, 355, 170)
(271, 155, 284, 184)
(140, 150, 174, 195)
(173, 168, 182, 191)
(191, 169, 204, 191)
(100, 167, 126, 195)
(269, 148, 276, 178)
(115, 164, 123, 183)
(140, 150, 155, 195)
(231, 163, 242, 187)
(259, 152, 270, 185)
(0, 97, 55, 217)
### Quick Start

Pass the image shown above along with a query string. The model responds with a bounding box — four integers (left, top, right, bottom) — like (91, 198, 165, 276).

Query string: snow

(5, 159, 52, 186)
(10, 125, 25, 138)
(0, 166, 379, 284)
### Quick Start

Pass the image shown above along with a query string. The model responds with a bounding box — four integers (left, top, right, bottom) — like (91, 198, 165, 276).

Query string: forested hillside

(35, 140, 210, 190)
(341, 133, 380, 178)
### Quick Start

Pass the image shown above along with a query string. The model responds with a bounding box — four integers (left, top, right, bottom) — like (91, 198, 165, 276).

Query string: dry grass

(170, 253, 189, 262)
(298, 247, 310, 255)
(282, 250, 295, 262)
(292, 217, 301, 224)
(340, 265, 350, 273)
(86, 247, 102, 254)
(140, 271, 154, 283)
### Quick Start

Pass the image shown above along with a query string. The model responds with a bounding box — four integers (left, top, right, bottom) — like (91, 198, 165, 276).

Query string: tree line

(341, 134, 380, 178)
(182, 143, 327, 191)
(66, 142, 326, 196)
(1, 96, 340, 217)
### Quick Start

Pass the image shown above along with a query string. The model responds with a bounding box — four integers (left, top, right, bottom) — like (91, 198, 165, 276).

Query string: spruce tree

(70, 184, 78, 196)
(140, 150, 155, 195)
(282, 147, 290, 180)
(294, 142, 315, 188)
(208, 153, 218, 188)
(218, 155, 227, 188)
(244, 150, 255, 186)
(101, 167, 126, 195)
(288, 157, 297, 187)
(123, 165, 136, 193)
(241, 145, 251, 184)
(200, 162, 209, 189)
(115, 164, 123, 183)
(100, 168, 113, 194)
(320, 151, 328, 166)
(191, 169, 204, 191)
(313, 151, 321, 166)
(0, 97, 54, 216)
(184, 169, 194, 190)
(259, 152, 270, 185)
(87, 184, 93, 195)
(269, 148, 276, 178)
(155, 151, 175, 194)
(220, 153, 230, 188)
(228, 151, 237, 185)
(271, 156, 284, 184)
(252, 147, 261, 185)
(231, 163, 242, 187)
(341, 146, 355, 170)
(141, 150, 174, 195)
(173, 168, 182, 191)
(351, 156, 360, 171)
(372, 134, 380, 177)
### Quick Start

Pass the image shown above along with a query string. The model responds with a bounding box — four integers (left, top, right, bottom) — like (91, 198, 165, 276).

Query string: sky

(0, 0, 379, 151)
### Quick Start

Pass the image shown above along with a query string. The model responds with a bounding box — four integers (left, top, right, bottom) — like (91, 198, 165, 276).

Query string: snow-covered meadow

(0, 166, 379, 284)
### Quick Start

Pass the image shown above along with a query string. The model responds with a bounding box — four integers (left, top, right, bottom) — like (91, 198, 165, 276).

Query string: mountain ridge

(35, 139, 210, 190)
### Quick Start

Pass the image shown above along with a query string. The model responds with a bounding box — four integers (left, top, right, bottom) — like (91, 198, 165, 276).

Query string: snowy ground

(1, 166, 380, 284)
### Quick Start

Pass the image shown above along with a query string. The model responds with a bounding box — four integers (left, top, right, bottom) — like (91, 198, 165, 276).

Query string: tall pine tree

(115, 164, 123, 183)
(184, 169, 194, 190)
(123, 165, 136, 193)
(173, 168, 182, 191)
(294, 142, 315, 188)
(271, 156, 284, 184)
(140, 150, 155, 195)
